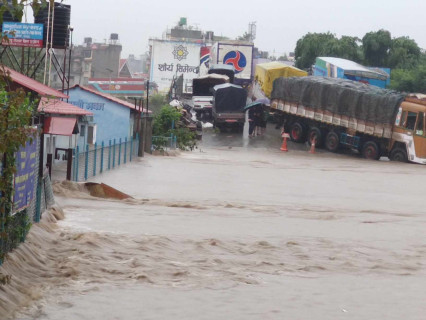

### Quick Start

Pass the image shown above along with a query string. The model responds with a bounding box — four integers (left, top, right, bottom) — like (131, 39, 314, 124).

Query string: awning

(44, 117, 77, 136)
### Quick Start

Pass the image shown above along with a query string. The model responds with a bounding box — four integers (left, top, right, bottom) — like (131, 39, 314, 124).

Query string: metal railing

(71, 135, 139, 182)
(151, 134, 177, 152)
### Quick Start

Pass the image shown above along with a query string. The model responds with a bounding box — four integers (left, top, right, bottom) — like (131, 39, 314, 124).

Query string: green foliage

(148, 94, 167, 116)
(390, 64, 426, 93)
(237, 32, 251, 41)
(153, 106, 181, 136)
(153, 106, 197, 151)
(362, 29, 392, 67)
(294, 33, 362, 69)
(388, 37, 421, 69)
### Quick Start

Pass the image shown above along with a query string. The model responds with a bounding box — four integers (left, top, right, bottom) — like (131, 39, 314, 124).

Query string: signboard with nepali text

(2, 22, 44, 48)
(13, 138, 37, 214)
(150, 40, 201, 94)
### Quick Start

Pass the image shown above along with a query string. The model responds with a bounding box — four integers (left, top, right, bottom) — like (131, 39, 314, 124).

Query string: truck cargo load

(270, 76, 426, 164)
(212, 83, 247, 132)
(255, 62, 307, 98)
(271, 76, 405, 125)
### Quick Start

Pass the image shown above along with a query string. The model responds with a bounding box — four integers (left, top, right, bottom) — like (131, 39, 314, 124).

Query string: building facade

(68, 85, 140, 151)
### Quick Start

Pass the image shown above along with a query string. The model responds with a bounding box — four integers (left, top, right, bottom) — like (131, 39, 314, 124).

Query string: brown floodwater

(1, 125, 426, 320)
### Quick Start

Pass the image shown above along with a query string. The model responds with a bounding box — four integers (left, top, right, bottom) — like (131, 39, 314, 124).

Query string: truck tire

(325, 131, 340, 152)
(389, 147, 408, 162)
(289, 122, 305, 143)
(307, 127, 323, 147)
(362, 141, 381, 160)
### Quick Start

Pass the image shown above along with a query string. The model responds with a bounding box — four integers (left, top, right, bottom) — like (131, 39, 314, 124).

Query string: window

(80, 125, 86, 137)
(401, 111, 417, 130)
(416, 112, 425, 136)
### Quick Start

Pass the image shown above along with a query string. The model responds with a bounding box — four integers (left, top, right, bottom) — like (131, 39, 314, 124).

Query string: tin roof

(317, 57, 389, 81)
(2, 66, 68, 99)
(69, 85, 149, 112)
(38, 98, 93, 116)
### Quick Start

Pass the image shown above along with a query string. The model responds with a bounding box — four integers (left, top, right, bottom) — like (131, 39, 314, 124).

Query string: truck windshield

(401, 111, 417, 130)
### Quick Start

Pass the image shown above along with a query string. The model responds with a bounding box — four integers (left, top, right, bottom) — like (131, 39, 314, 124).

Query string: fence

(71, 135, 139, 182)
(151, 134, 177, 152)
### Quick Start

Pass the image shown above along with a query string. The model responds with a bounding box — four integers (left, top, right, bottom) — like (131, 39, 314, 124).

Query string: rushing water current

(1, 126, 426, 319)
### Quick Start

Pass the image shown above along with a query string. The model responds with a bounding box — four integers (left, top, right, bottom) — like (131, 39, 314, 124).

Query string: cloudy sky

(35, 0, 426, 58)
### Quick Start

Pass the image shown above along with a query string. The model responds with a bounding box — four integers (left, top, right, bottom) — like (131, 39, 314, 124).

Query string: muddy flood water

(1, 125, 426, 319)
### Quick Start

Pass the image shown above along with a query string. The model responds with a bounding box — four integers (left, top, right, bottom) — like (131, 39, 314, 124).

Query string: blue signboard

(13, 138, 38, 213)
(2, 22, 44, 47)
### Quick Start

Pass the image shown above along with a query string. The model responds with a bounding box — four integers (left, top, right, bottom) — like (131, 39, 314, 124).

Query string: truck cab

(192, 74, 229, 120)
(390, 97, 426, 164)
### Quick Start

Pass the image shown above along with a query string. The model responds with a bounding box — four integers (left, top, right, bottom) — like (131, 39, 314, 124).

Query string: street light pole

(146, 80, 149, 114)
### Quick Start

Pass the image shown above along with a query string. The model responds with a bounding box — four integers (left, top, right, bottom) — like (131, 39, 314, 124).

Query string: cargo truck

(209, 41, 254, 87)
(271, 76, 426, 164)
(212, 83, 247, 132)
(192, 73, 229, 120)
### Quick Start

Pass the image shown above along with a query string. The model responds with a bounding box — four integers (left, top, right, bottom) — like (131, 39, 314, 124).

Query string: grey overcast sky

(49, 0, 426, 57)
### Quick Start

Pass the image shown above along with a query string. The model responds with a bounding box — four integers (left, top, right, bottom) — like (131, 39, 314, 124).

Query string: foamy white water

(2, 127, 426, 319)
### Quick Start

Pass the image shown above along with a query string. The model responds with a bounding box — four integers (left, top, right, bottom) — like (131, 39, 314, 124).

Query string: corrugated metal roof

(44, 116, 77, 136)
(38, 98, 93, 116)
(2, 66, 68, 99)
(70, 85, 150, 112)
(317, 57, 389, 80)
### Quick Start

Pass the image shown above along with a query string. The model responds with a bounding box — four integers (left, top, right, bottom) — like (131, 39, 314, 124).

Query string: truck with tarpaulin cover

(212, 83, 247, 132)
(271, 76, 426, 163)
(252, 61, 307, 100)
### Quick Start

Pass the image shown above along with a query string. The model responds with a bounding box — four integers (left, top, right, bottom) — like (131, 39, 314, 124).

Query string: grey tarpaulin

(212, 83, 247, 113)
(271, 76, 406, 124)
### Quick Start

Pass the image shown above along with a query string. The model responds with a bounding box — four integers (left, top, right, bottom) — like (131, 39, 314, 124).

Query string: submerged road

(4, 124, 426, 319)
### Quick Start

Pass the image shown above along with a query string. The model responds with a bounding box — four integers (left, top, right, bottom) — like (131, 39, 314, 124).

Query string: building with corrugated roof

(313, 57, 390, 88)
(68, 85, 144, 151)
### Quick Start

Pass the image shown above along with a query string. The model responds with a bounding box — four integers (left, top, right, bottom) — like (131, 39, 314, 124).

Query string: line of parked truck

(188, 41, 426, 164)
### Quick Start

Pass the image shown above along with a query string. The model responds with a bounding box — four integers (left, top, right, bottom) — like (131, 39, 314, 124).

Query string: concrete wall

(92, 44, 122, 78)
(68, 87, 131, 150)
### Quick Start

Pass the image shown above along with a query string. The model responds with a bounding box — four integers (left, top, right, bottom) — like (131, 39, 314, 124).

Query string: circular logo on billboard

(223, 51, 247, 73)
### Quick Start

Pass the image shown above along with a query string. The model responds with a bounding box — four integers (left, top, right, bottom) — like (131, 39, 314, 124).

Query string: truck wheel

(289, 122, 305, 143)
(389, 147, 408, 162)
(362, 141, 381, 160)
(307, 127, 323, 147)
(325, 131, 339, 152)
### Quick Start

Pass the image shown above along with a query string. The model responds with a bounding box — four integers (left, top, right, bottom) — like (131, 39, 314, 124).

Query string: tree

(362, 29, 392, 67)
(237, 32, 251, 42)
(336, 36, 362, 62)
(388, 36, 421, 69)
(153, 106, 197, 150)
(294, 32, 341, 69)
(0, 0, 48, 263)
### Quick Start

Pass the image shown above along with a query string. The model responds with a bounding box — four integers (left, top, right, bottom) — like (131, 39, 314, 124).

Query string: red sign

(2, 38, 43, 48)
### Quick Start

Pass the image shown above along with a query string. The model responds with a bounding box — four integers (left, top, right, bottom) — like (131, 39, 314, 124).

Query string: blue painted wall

(314, 62, 390, 88)
(68, 87, 131, 149)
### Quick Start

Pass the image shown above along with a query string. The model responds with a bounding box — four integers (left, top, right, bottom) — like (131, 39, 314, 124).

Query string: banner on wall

(13, 137, 38, 214)
(2, 22, 44, 48)
(150, 40, 201, 94)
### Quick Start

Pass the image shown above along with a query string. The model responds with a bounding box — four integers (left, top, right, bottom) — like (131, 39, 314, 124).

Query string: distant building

(119, 54, 149, 78)
(50, 34, 122, 89)
(313, 57, 390, 88)
(87, 77, 147, 101)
